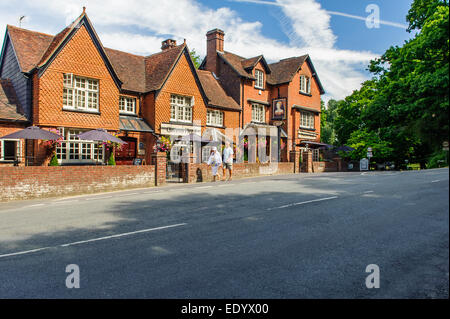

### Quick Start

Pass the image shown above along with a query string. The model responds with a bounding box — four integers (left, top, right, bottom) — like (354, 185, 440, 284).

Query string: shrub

(49, 153, 59, 166)
(426, 150, 448, 169)
(108, 152, 116, 166)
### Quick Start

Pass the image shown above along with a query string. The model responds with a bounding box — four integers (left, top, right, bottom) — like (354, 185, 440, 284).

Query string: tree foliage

(321, 0, 449, 168)
(189, 49, 202, 69)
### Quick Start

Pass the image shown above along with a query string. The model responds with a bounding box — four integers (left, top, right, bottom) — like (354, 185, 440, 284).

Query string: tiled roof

(0, 78, 28, 122)
(197, 70, 241, 111)
(241, 55, 262, 70)
(267, 55, 308, 85)
(5, 23, 185, 94)
(105, 48, 146, 93)
(6, 25, 53, 72)
(219, 51, 255, 79)
(144, 44, 185, 92)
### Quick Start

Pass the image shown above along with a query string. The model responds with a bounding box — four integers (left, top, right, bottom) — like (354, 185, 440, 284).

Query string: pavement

(0, 168, 448, 298)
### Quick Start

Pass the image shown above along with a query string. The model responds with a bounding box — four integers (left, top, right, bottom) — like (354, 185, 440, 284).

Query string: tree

(330, 0, 449, 168)
(190, 49, 202, 69)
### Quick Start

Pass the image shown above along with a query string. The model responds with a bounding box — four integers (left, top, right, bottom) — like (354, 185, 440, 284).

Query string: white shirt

(223, 147, 233, 164)
(207, 151, 222, 166)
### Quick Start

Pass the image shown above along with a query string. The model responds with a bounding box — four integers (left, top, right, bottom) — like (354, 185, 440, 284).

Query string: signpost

(273, 121, 284, 162)
(443, 141, 449, 165)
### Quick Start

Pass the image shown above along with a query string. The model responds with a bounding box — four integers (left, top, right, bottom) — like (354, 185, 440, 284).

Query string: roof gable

(144, 44, 185, 92)
(36, 13, 122, 89)
(197, 70, 240, 111)
(4, 26, 53, 73)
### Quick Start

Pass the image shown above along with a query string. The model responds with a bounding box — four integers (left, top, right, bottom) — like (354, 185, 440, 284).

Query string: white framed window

(255, 70, 264, 89)
(63, 74, 99, 112)
(252, 103, 265, 123)
(119, 96, 136, 114)
(56, 128, 104, 163)
(300, 111, 315, 129)
(206, 110, 224, 127)
(313, 149, 320, 162)
(170, 94, 193, 123)
(300, 75, 311, 94)
(0, 139, 21, 161)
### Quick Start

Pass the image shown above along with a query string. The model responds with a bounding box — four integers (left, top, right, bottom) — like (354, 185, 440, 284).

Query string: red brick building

(0, 10, 240, 166)
(200, 29, 325, 161)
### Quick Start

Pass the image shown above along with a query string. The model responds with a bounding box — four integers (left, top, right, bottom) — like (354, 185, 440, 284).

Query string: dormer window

(255, 70, 264, 89)
(300, 75, 311, 94)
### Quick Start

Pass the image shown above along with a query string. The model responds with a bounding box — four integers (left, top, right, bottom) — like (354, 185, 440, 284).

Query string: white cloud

(0, 0, 379, 100)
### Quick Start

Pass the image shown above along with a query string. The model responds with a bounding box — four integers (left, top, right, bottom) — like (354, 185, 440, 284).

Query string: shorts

(223, 162, 233, 170)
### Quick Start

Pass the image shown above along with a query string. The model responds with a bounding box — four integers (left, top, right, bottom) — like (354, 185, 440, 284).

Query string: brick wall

(185, 161, 294, 183)
(0, 165, 155, 201)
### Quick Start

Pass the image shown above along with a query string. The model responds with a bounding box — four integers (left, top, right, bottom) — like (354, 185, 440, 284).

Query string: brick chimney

(205, 29, 224, 75)
(161, 39, 177, 51)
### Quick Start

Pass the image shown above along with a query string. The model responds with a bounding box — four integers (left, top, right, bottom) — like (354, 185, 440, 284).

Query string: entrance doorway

(115, 137, 137, 165)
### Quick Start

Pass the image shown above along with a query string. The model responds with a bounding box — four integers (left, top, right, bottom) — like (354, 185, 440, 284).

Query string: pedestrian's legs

(222, 166, 227, 181)
(228, 168, 232, 180)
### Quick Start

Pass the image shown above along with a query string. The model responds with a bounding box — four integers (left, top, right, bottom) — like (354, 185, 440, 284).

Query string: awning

(297, 140, 332, 149)
(292, 105, 321, 113)
(119, 116, 154, 133)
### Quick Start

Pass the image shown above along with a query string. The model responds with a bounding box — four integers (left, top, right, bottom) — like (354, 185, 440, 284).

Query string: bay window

(56, 128, 104, 163)
(63, 74, 99, 112)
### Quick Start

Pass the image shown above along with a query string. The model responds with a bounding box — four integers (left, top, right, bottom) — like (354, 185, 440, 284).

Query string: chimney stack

(161, 39, 177, 51)
(205, 29, 224, 76)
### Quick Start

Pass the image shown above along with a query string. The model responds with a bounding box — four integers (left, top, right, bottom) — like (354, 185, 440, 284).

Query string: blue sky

(0, 0, 415, 102)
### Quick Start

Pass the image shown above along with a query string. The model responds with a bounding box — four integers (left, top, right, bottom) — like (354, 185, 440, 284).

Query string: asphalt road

(0, 168, 448, 298)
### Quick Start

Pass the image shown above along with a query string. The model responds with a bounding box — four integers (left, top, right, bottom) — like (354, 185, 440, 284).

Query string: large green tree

(327, 0, 449, 168)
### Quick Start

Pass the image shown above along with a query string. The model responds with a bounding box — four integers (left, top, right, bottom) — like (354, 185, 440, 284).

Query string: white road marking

(85, 196, 113, 201)
(60, 223, 186, 247)
(0, 223, 187, 259)
(431, 180, 440, 183)
(50, 200, 79, 205)
(196, 186, 213, 189)
(26, 203, 45, 208)
(0, 246, 52, 259)
(267, 196, 338, 211)
(363, 191, 374, 194)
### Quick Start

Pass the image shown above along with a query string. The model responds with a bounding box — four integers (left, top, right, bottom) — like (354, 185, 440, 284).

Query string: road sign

(360, 158, 369, 171)
(367, 151, 373, 158)
(367, 147, 372, 152)
(443, 141, 449, 151)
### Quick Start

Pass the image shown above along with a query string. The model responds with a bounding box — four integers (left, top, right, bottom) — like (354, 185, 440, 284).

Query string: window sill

(254, 87, 265, 90)
(119, 112, 138, 117)
(299, 92, 312, 97)
(299, 127, 316, 131)
(62, 107, 101, 115)
(168, 120, 194, 126)
(251, 120, 267, 125)
(206, 124, 225, 129)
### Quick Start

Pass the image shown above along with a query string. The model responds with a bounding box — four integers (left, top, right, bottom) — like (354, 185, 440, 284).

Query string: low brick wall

(0, 165, 155, 201)
(312, 161, 338, 173)
(186, 162, 294, 183)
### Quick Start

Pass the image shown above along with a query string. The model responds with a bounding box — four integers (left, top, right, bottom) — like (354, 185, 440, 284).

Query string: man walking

(222, 142, 234, 181)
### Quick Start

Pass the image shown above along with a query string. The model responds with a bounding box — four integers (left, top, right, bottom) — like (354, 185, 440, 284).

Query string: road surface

(0, 168, 448, 298)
